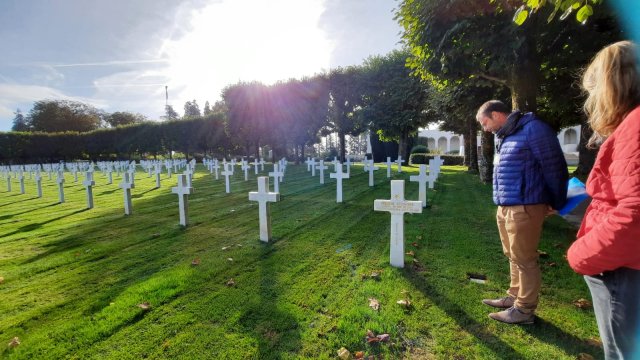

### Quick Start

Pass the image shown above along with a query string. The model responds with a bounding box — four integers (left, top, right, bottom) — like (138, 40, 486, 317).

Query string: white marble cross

(374, 180, 423, 268)
(305, 157, 312, 171)
(107, 168, 113, 185)
(386, 157, 393, 178)
(260, 158, 265, 171)
(35, 171, 42, 198)
(56, 170, 65, 203)
(83, 171, 95, 209)
(221, 163, 233, 193)
(268, 164, 284, 193)
(396, 156, 405, 173)
(242, 161, 250, 181)
(248, 176, 280, 242)
(316, 160, 328, 184)
(309, 158, 317, 176)
(254, 158, 260, 175)
(329, 162, 349, 203)
(18, 170, 25, 194)
(155, 164, 162, 188)
(128, 167, 136, 186)
(409, 164, 430, 208)
(172, 174, 193, 226)
(345, 156, 352, 176)
(211, 160, 220, 180)
(184, 166, 193, 188)
(119, 172, 135, 215)
(5, 172, 11, 192)
(368, 160, 379, 187)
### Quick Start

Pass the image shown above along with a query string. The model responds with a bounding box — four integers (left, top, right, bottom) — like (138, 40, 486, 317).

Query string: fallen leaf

(151, 233, 161, 238)
(573, 298, 592, 309)
(236, 244, 243, 247)
(191, 258, 201, 266)
(397, 299, 412, 308)
(586, 337, 602, 348)
(354, 351, 365, 359)
(221, 246, 230, 251)
(577, 353, 595, 360)
(137, 302, 151, 310)
(368, 298, 380, 311)
(415, 235, 422, 240)
(545, 262, 557, 267)
(227, 258, 234, 262)
(370, 271, 381, 280)
(411, 242, 419, 248)
(0, 276, 4, 284)
(7, 337, 20, 348)
(226, 278, 236, 287)
(161, 340, 170, 350)
(405, 251, 415, 257)
(537, 250, 549, 258)
(377, 334, 390, 342)
(74, 252, 81, 257)
(337, 347, 351, 359)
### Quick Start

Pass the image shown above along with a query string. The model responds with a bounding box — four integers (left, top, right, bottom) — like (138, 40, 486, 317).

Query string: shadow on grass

(1, 208, 89, 239)
(0, 202, 59, 220)
(132, 187, 158, 199)
(237, 243, 301, 359)
(0, 195, 38, 207)
(521, 316, 603, 358)
(404, 270, 527, 359)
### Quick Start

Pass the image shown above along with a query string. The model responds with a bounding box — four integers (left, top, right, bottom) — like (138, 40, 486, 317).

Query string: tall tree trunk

(398, 130, 409, 162)
(467, 118, 479, 174)
(339, 131, 346, 163)
(575, 121, 597, 176)
(479, 131, 494, 183)
(301, 143, 306, 161)
(510, 24, 539, 112)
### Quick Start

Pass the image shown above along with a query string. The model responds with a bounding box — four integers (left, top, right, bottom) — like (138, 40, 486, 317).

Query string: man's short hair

(477, 100, 511, 118)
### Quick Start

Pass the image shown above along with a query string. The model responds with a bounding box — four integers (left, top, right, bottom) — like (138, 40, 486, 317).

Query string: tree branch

(476, 73, 509, 86)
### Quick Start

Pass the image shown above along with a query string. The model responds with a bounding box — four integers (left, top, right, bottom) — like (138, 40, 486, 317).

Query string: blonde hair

(582, 40, 640, 147)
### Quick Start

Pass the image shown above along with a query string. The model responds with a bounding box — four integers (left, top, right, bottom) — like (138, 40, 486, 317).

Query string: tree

(162, 105, 180, 121)
(326, 66, 366, 162)
(514, 0, 604, 25)
(203, 101, 212, 115)
(360, 50, 436, 160)
(11, 109, 29, 132)
(396, 0, 621, 177)
(105, 112, 147, 127)
(183, 99, 201, 118)
(222, 81, 270, 157)
(26, 100, 103, 133)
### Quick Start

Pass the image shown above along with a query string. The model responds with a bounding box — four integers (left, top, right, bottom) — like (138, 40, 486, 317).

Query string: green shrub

(410, 145, 428, 154)
(409, 153, 464, 166)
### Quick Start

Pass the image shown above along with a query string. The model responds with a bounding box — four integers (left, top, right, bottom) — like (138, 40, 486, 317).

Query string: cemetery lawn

(0, 165, 600, 359)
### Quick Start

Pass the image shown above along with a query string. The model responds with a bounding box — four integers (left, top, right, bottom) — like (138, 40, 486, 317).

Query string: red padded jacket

(568, 105, 640, 275)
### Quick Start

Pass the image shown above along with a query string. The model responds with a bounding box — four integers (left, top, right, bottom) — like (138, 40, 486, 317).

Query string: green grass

(0, 164, 601, 359)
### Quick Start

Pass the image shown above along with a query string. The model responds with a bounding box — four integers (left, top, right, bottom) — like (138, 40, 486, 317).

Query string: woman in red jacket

(568, 40, 640, 359)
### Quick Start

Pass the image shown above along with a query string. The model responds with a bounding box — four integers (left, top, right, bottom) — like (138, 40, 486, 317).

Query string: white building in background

(418, 124, 582, 164)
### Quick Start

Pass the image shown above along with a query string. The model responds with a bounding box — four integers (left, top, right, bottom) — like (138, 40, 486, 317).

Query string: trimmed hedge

(409, 153, 464, 166)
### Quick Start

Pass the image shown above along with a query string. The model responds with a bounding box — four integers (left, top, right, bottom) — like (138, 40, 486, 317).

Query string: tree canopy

(26, 100, 103, 133)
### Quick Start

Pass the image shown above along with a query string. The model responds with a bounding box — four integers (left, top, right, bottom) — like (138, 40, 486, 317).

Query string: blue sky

(0, 0, 402, 131)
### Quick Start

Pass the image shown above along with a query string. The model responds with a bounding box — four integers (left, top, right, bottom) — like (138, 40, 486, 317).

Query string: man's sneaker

(482, 296, 515, 309)
(488, 306, 535, 325)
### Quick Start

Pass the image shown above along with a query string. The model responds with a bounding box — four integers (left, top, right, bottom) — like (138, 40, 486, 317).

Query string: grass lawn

(0, 164, 601, 359)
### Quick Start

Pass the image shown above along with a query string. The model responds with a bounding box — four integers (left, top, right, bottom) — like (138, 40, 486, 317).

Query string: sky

(0, 0, 403, 131)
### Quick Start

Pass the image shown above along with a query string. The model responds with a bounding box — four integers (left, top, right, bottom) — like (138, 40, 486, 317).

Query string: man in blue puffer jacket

(476, 100, 568, 324)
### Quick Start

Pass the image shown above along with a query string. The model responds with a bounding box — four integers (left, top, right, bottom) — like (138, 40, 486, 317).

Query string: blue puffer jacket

(493, 111, 568, 210)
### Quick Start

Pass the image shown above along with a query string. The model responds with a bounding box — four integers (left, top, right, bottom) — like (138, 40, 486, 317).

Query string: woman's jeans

(585, 268, 640, 360)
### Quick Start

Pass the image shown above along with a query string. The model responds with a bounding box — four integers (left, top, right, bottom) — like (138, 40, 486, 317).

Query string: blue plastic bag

(558, 177, 589, 216)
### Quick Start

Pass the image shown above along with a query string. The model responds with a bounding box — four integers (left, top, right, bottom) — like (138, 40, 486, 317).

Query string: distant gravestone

(374, 180, 423, 268)
(309, 158, 317, 176)
(155, 164, 162, 188)
(260, 158, 265, 172)
(83, 171, 95, 209)
(184, 166, 194, 188)
(248, 176, 280, 242)
(396, 156, 405, 173)
(221, 163, 233, 193)
(211, 160, 220, 180)
(56, 170, 65, 203)
(119, 172, 134, 215)
(5, 172, 11, 192)
(35, 170, 42, 198)
(386, 157, 393, 178)
(368, 160, 379, 187)
(329, 162, 349, 203)
(345, 156, 352, 176)
(409, 164, 430, 208)
(254, 158, 260, 175)
(316, 160, 328, 185)
(268, 164, 284, 193)
(242, 161, 250, 181)
(306, 157, 312, 171)
(107, 167, 113, 185)
(171, 174, 193, 226)
(18, 170, 25, 194)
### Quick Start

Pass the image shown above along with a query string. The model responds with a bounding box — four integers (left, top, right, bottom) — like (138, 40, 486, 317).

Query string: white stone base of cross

(248, 176, 280, 242)
(374, 180, 423, 268)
